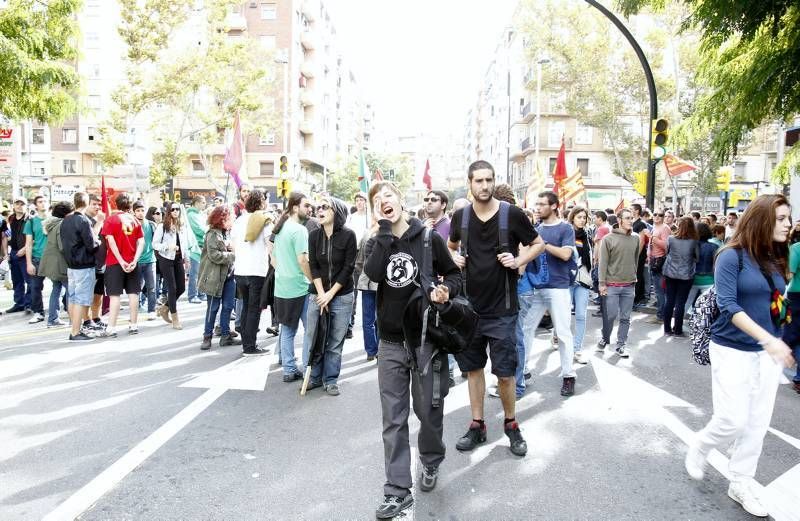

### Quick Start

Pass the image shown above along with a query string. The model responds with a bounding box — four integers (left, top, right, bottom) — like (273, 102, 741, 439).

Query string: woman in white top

(152, 203, 194, 328)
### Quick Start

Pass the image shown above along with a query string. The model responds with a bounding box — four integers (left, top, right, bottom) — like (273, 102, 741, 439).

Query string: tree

(0, 0, 81, 123)
(617, 0, 800, 179)
(326, 152, 414, 202)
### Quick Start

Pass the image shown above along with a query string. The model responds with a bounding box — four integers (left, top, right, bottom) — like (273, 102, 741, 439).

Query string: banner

(0, 127, 17, 168)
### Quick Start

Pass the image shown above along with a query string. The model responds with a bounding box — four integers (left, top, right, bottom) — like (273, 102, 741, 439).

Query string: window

(259, 134, 275, 146)
(88, 95, 101, 109)
(548, 157, 557, 175)
(88, 127, 97, 141)
(31, 161, 45, 177)
(63, 159, 77, 174)
(93, 159, 105, 174)
(575, 124, 593, 145)
(62, 128, 77, 144)
(191, 160, 205, 176)
(260, 3, 276, 20)
(577, 158, 589, 178)
(31, 128, 45, 145)
(549, 92, 567, 113)
(734, 161, 747, 179)
(260, 35, 277, 49)
(259, 161, 275, 176)
(90, 64, 101, 78)
(548, 121, 565, 147)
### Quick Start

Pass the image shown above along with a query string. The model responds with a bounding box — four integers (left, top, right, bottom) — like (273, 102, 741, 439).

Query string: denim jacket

(695, 240, 718, 276)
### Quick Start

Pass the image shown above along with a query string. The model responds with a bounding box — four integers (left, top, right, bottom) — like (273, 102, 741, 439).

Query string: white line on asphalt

(181, 354, 272, 391)
(42, 386, 227, 521)
(768, 427, 800, 450)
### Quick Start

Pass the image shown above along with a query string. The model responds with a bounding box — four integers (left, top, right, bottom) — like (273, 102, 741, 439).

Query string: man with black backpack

(448, 160, 543, 457)
(364, 181, 461, 519)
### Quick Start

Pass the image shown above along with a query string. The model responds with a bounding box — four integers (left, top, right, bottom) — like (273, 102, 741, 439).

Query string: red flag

(374, 168, 384, 181)
(552, 137, 567, 202)
(422, 159, 432, 190)
(223, 113, 243, 188)
(663, 154, 698, 178)
(100, 175, 111, 215)
(614, 198, 625, 214)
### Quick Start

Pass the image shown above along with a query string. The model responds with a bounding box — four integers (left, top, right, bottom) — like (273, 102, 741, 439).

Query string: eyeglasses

(423, 197, 440, 202)
(153, 211, 162, 215)
(316, 204, 331, 211)
(654, 213, 664, 217)
(171, 208, 180, 212)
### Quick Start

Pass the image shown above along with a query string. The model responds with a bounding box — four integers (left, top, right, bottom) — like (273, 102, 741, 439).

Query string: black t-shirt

(632, 218, 647, 234)
(450, 204, 538, 317)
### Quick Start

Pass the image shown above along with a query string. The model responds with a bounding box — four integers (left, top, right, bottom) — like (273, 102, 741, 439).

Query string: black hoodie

(364, 217, 461, 346)
(308, 197, 357, 295)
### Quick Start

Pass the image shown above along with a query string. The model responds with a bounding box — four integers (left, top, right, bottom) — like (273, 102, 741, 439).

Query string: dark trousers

(634, 249, 647, 303)
(9, 250, 32, 309)
(157, 255, 185, 313)
(235, 275, 265, 349)
(663, 276, 693, 334)
(29, 257, 45, 314)
(378, 340, 449, 498)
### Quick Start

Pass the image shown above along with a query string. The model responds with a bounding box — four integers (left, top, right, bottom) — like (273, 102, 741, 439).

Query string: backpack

(460, 201, 512, 310)
(689, 248, 743, 365)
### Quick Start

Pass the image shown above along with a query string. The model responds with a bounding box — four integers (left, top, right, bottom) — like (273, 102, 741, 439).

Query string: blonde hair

(368, 181, 402, 205)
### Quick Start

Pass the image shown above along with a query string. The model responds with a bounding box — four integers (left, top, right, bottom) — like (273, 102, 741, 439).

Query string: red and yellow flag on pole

(552, 137, 567, 200)
(560, 168, 586, 205)
(663, 154, 698, 178)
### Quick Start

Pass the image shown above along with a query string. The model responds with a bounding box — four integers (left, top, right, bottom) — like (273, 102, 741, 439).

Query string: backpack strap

(460, 204, 471, 296)
(498, 201, 511, 310)
(418, 227, 442, 408)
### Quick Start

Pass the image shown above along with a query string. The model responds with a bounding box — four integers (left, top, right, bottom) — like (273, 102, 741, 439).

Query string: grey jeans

(601, 284, 635, 346)
(378, 339, 450, 498)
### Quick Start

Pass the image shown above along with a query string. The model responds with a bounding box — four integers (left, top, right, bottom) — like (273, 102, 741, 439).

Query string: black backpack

(460, 201, 512, 310)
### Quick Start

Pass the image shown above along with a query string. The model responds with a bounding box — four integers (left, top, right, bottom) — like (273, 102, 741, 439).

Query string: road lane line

(42, 387, 226, 521)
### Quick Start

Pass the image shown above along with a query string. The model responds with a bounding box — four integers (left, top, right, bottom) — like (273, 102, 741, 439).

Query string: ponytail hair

(272, 191, 306, 235)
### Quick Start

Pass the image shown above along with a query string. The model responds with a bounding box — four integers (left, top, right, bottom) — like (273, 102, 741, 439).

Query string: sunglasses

(317, 204, 331, 211)
(153, 211, 162, 215)
(654, 213, 664, 217)
(170, 208, 181, 212)
(423, 197, 440, 202)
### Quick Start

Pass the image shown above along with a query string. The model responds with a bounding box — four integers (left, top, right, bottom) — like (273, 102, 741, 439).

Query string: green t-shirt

(138, 219, 156, 265)
(23, 215, 47, 259)
(273, 220, 310, 299)
(788, 242, 800, 293)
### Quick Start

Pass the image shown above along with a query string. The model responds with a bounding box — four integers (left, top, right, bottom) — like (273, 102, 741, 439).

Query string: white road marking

(181, 355, 272, 391)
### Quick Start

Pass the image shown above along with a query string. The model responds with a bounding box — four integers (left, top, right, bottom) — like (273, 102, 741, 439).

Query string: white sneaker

(574, 351, 590, 364)
(487, 385, 500, 398)
(551, 335, 559, 350)
(147, 312, 156, 321)
(684, 444, 706, 480)
(728, 480, 768, 517)
(28, 312, 44, 324)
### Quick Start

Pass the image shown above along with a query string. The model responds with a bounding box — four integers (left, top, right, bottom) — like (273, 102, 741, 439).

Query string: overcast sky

(327, 0, 518, 140)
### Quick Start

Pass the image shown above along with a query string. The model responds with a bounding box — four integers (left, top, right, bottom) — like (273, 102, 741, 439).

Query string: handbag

(526, 253, 549, 288)
(576, 265, 592, 289)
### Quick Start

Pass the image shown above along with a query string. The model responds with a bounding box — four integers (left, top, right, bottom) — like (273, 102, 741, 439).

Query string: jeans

(651, 267, 665, 319)
(187, 257, 204, 300)
(29, 257, 44, 314)
(515, 291, 536, 396)
(303, 292, 354, 385)
(9, 250, 32, 309)
(47, 279, 68, 324)
(526, 287, 576, 378)
(361, 290, 379, 357)
(203, 276, 235, 338)
(235, 275, 265, 349)
(663, 276, 693, 334)
(601, 284, 635, 346)
(138, 262, 157, 313)
(684, 283, 713, 315)
(279, 295, 309, 375)
(570, 284, 590, 352)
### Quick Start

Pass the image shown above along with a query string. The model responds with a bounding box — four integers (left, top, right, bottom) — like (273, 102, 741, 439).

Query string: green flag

(358, 151, 371, 193)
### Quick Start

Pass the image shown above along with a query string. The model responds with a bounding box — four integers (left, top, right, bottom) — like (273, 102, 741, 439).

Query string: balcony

(299, 88, 315, 106)
(225, 12, 247, 31)
(300, 59, 316, 78)
(523, 69, 535, 86)
(301, 0, 316, 22)
(518, 102, 534, 124)
(520, 136, 531, 151)
(299, 120, 314, 135)
(300, 30, 315, 50)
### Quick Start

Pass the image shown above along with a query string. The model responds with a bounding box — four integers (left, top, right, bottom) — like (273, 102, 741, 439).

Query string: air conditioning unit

(249, 1, 257, 7)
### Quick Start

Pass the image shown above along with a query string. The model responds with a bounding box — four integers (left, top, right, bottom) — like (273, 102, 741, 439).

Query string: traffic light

(279, 155, 288, 174)
(632, 170, 647, 196)
(277, 179, 292, 198)
(651, 118, 669, 160)
(716, 168, 731, 191)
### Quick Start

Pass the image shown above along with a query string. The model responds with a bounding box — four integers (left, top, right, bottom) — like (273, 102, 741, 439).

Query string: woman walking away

(684, 223, 719, 315)
(153, 203, 194, 329)
(685, 194, 795, 517)
(662, 216, 698, 337)
(302, 196, 357, 395)
(569, 206, 592, 364)
(39, 201, 74, 327)
(198, 205, 239, 350)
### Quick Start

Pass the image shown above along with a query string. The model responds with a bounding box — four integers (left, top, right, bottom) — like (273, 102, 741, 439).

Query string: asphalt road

(1, 287, 798, 521)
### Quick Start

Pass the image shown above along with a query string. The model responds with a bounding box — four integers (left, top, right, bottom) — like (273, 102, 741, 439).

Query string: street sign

(51, 185, 83, 202)
(0, 127, 17, 168)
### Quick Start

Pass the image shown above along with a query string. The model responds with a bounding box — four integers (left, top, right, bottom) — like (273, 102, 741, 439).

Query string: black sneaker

(69, 333, 94, 341)
(219, 334, 242, 346)
(456, 421, 487, 451)
(524, 371, 532, 380)
(305, 380, 322, 391)
(419, 465, 438, 492)
(266, 326, 279, 336)
(282, 370, 303, 382)
(345, 327, 353, 339)
(561, 377, 576, 397)
(504, 421, 528, 456)
(375, 494, 413, 519)
(5, 305, 25, 314)
(242, 347, 268, 357)
(201, 336, 212, 351)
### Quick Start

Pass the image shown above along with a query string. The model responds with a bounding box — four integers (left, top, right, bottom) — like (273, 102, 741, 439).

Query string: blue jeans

(187, 257, 204, 300)
(570, 284, 590, 352)
(304, 292, 354, 385)
(203, 276, 235, 337)
(9, 250, 32, 309)
(138, 262, 157, 312)
(793, 346, 800, 382)
(47, 279, 68, 324)
(601, 284, 635, 345)
(29, 257, 44, 314)
(651, 267, 665, 319)
(515, 291, 536, 396)
(279, 295, 309, 375)
(361, 290, 378, 357)
(525, 288, 576, 378)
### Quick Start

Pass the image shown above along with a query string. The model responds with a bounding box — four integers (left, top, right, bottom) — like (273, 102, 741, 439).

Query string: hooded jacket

(308, 197, 357, 295)
(38, 217, 67, 281)
(364, 217, 461, 347)
(60, 212, 99, 270)
(185, 206, 207, 262)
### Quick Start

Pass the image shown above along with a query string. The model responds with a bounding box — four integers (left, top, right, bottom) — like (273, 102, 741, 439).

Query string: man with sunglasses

(648, 211, 671, 323)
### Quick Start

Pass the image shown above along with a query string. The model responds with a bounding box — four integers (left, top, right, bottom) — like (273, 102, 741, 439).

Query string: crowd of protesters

(1, 160, 798, 519)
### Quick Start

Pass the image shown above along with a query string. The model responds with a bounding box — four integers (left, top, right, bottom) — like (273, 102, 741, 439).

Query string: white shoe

(28, 312, 44, 324)
(147, 312, 157, 321)
(684, 444, 706, 481)
(551, 336, 559, 350)
(487, 385, 500, 398)
(728, 480, 768, 517)
(574, 351, 590, 364)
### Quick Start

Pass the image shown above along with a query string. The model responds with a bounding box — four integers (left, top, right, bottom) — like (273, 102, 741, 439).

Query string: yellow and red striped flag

(560, 168, 586, 205)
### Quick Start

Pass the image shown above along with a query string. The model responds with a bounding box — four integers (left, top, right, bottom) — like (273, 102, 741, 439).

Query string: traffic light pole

(584, 0, 658, 210)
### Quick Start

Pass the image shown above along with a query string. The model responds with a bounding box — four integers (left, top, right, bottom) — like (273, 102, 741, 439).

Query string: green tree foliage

(617, 0, 800, 179)
(326, 152, 414, 202)
(0, 0, 81, 123)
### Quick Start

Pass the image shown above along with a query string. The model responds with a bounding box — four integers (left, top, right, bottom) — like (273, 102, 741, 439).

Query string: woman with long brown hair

(661, 216, 698, 336)
(153, 202, 195, 328)
(685, 195, 795, 517)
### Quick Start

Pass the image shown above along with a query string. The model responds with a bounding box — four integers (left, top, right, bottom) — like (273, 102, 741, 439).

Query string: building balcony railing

(300, 88, 315, 107)
(300, 30, 315, 51)
(301, 0, 317, 22)
(299, 120, 314, 135)
(225, 12, 247, 31)
(520, 136, 531, 151)
(300, 60, 316, 79)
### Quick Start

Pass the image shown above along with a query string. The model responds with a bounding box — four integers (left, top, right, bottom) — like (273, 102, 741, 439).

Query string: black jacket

(308, 198, 357, 295)
(60, 212, 99, 269)
(364, 217, 461, 347)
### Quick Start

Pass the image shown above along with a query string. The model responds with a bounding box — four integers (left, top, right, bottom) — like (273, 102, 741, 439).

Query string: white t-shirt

(345, 211, 371, 249)
(231, 211, 272, 277)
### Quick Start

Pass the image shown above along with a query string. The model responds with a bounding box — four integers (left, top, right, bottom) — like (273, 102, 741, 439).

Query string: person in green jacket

(38, 201, 73, 327)
(186, 195, 208, 303)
